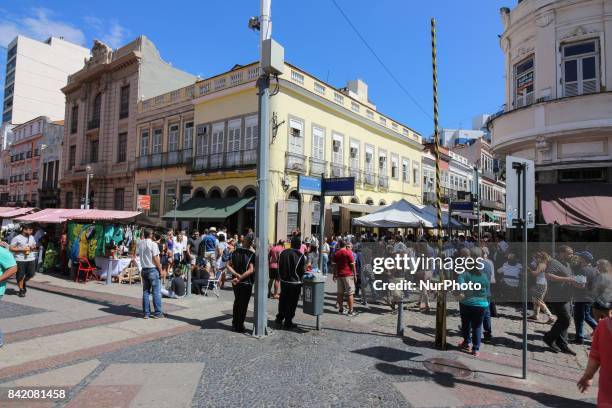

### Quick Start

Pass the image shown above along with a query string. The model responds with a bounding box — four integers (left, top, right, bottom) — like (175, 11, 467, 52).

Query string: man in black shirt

(227, 235, 255, 333)
(543, 245, 579, 355)
(275, 236, 306, 329)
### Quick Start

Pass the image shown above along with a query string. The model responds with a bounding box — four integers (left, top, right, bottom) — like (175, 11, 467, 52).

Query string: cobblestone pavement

(0, 274, 599, 407)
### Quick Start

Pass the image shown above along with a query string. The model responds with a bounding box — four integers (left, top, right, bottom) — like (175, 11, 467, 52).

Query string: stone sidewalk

(0, 273, 599, 407)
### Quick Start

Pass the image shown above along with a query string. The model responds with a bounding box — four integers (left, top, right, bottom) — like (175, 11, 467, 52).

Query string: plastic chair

(75, 257, 98, 283)
(202, 269, 222, 298)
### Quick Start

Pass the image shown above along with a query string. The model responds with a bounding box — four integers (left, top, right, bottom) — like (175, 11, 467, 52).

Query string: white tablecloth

(95, 257, 141, 279)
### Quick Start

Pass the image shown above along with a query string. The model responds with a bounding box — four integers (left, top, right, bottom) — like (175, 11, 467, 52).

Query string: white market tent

(352, 199, 466, 229)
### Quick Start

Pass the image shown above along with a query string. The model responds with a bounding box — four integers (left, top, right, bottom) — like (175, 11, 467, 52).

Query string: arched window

(225, 188, 239, 198)
(209, 189, 222, 199)
(193, 188, 205, 198)
(332, 196, 342, 204)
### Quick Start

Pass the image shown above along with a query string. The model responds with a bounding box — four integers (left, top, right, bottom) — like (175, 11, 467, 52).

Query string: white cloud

(84, 16, 129, 49)
(0, 8, 85, 47)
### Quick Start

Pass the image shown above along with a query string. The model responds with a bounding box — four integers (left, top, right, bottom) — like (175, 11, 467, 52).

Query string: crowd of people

(1, 222, 611, 405)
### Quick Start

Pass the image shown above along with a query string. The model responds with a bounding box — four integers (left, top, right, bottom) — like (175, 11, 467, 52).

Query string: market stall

(15, 208, 142, 282)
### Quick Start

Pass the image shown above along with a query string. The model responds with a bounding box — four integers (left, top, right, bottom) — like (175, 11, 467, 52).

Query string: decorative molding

(535, 12, 554, 28)
(561, 25, 598, 40)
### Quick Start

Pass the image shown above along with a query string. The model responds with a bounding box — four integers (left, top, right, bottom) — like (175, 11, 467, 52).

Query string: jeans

(142, 268, 162, 317)
(545, 302, 571, 347)
(483, 304, 492, 336)
(321, 254, 329, 275)
(574, 302, 597, 340)
(460, 303, 487, 351)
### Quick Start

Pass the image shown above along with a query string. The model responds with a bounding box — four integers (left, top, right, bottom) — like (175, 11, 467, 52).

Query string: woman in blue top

(457, 247, 491, 357)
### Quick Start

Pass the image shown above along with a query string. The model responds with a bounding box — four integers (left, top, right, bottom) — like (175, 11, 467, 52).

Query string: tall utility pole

(474, 165, 481, 240)
(432, 18, 447, 350)
(253, 0, 272, 338)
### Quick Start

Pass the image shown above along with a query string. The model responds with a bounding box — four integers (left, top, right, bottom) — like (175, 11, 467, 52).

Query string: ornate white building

(490, 0, 612, 227)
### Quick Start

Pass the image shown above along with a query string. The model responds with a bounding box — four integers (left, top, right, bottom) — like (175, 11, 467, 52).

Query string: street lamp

(85, 165, 93, 210)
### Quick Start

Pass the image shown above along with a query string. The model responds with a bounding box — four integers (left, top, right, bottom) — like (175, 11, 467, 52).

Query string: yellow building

(136, 62, 423, 241)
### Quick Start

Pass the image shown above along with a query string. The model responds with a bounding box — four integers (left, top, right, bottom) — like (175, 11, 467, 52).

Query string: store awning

(70, 210, 142, 222)
(540, 183, 612, 230)
(482, 210, 497, 221)
(15, 208, 88, 224)
(162, 197, 254, 220)
(0, 207, 35, 218)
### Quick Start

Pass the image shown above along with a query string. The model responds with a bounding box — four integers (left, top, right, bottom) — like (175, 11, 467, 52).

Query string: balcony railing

(364, 171, 376, 186)
(330, 163, 346, 177)
(87, 118, 100, 130)
(41, 180, 58, 190)
(309, 157, 326, 177)
(190, 149, 257, 173)
(349, 166, 361, 183)
(378, 175, 389, 189)
(137, 150, 192, 170)
(481, 200, 505, 210)
(285, 152, 306, 173)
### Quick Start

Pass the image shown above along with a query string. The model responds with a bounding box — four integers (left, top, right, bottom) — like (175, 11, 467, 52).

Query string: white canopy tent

(352, 199, 428, 228)
(353, 199, 467, 229)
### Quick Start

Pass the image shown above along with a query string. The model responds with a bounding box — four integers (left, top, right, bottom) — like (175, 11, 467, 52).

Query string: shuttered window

(562, 40, 598, 97)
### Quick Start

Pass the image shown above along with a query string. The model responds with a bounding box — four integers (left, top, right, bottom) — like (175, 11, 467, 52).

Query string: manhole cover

(423, 358, 473, 378)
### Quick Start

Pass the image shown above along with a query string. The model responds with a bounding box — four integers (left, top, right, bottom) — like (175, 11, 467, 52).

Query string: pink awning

(0, 207, 35, 218)
(15, 208, 88, 224)
(540, 183, 612, 230)
(70, 210, 141, 222)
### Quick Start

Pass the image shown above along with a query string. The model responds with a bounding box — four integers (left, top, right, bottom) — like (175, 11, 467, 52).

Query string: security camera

(248, 16, 260, 31)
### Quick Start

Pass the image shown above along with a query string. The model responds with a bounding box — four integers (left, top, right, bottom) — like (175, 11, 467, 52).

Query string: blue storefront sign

(323, 177, 355, 196)
(450, 201, 474, 212)
(298, 175, 322, 195)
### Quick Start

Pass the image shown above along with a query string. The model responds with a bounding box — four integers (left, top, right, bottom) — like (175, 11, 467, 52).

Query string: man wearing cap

(9, 223, 38, 298)
(573, 251, 598, 344)
(275, 236, 306, 329)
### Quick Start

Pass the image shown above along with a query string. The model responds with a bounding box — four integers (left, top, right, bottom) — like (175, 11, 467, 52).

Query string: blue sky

(0, 0, 513, 135)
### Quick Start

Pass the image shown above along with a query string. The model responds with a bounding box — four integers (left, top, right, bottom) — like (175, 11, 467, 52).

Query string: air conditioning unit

(365, 153, 372, 162)
(349, 147, 358, 158)
(292, 162, 304, 171)
(291, 127, 301, 138)
(332, 140, 340, 152)
(379, 156, 386, 167)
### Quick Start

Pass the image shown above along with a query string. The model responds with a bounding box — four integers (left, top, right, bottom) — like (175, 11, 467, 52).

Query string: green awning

(162, 197, 254, 220)
(482, 210, 497, 221)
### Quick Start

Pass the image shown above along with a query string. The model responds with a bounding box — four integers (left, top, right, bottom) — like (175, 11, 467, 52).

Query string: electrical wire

(329, 0, 433, 122)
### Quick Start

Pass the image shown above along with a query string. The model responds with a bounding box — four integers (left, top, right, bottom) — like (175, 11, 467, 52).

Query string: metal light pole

(432, 18, 447, 350)
(474, 165, 481, 241)
(85, 165, 93, 210)
(253, 0, 272, 338)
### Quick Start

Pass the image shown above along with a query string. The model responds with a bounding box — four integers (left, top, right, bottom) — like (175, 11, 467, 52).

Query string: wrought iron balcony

(87, 118, 100, 130)
(285, 152, 306, 173)
(190, 149, 258, 173)
(378, 175, 389, 189)
(364, 171, 376, 186)
(349, 166, 361, 183)
(309, 157, 327, 177)
(136, 150, 194, 170)
(330, 162, 346, 177)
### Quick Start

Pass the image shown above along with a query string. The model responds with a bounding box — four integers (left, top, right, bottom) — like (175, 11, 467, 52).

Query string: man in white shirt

(9, 223, 37, 298)
(136, 229, 164, 319)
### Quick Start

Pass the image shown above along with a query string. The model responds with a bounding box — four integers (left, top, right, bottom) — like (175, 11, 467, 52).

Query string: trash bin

(302, 277, 325, 316)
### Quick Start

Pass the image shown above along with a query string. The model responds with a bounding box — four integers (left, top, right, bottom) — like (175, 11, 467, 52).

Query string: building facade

(490, 0, 612, 222)
(2, 35, 90, 125)
(136, 62, 424, 241)
(60, 36, 196, 210)
(453, 138, 506, 224)
(38, 120, 65, 208)
(6, 117, 63, 206)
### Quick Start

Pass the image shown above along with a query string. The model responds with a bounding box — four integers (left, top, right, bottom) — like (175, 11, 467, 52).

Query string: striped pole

(432, 17, 447, 350)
